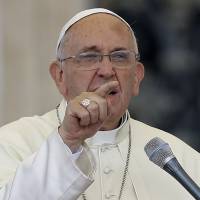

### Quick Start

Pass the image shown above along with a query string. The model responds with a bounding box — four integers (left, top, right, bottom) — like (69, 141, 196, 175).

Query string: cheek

(63, 69, 94, 99)
(119, 70, 135, 97)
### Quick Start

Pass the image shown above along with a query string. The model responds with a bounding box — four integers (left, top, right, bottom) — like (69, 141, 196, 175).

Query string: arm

(0, 81, 117, 199)
(0, 131, 95, 200)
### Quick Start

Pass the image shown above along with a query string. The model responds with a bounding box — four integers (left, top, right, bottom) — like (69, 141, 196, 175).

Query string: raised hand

(58, 81, 119, 152)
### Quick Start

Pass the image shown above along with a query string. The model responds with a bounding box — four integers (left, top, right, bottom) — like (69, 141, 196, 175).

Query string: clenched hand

(58, 81, 119, 152)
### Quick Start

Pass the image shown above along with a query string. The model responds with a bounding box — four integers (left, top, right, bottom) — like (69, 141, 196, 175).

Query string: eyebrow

(79, 46, 128, 53)
(79, 46, 100, 53)
(111, 47, 127, 52)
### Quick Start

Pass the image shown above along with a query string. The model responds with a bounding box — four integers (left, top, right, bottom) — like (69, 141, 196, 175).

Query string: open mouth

(108, 89, 118, 96)
(90, 83, 120, 96)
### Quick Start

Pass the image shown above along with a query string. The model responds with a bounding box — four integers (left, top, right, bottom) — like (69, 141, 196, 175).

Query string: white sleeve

(0, 131, 96, 200)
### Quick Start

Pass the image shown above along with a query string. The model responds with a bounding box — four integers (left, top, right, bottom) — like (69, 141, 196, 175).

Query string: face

(51, 13, 144, 126)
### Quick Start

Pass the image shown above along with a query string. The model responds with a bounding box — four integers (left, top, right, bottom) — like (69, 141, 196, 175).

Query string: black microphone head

(144, 137, 174, 168)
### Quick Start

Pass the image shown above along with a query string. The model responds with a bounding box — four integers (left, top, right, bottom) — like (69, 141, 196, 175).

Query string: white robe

(0, 100, 200, 200)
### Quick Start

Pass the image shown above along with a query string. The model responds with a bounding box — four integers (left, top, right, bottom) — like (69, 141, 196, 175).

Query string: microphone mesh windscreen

(144, 137, 174, 168)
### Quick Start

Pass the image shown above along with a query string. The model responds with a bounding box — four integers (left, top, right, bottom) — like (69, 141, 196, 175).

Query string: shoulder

(129, 118, 200, 188)
(127, 119, 200, 199)
(0, 108, 58, 154)
(129, 118, 178, 142)
(129, 118, 200, 159)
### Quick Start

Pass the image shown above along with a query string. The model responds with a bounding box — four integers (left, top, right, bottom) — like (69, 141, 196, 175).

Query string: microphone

(144, 137, 200, 200)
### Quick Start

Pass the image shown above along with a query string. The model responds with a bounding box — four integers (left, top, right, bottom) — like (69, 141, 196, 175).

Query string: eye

(77, 52, 99, 62)
(112, 51, 129, 61)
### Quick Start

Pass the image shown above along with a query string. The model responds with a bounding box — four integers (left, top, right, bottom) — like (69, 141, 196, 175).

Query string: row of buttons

(100, 146, 117, 199)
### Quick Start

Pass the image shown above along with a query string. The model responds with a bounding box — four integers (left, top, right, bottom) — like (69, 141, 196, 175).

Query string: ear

(49, 61, 68, 98)
(132, 62, 145, 96)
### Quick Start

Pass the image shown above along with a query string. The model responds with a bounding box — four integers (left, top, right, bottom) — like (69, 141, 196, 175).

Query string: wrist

(58, 126, 82, 153)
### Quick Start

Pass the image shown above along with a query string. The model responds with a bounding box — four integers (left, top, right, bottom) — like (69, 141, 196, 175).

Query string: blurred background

(0, 0, 199, 151)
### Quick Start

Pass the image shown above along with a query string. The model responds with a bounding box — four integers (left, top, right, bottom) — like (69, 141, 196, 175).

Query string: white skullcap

(56, 8, 135, 56)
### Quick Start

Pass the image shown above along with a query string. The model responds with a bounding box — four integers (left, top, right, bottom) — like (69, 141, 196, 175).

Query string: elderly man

(0, 8, 200, 200)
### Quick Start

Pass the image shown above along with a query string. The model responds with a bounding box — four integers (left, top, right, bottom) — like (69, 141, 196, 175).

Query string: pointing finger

(95, 81, 119, 97)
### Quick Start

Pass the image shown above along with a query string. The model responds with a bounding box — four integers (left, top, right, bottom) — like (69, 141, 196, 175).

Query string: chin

(100, 119, 120, 130)
(106, 109, 124, 126)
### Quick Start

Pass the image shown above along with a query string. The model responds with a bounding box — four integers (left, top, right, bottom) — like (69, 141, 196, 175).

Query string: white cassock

(0, 100, 200, 200)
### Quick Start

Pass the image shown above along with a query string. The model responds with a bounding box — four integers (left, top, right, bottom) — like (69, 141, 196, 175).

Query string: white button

(101, 146, 110, 152)
(103, 167, 113, 174)
(105, 192, 116, 199)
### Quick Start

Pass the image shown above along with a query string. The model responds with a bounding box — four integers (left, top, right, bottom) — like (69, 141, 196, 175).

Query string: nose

(96, 56, 116, 79)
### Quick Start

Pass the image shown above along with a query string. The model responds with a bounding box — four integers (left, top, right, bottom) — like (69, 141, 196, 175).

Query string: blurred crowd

(97, 0, 200, 151)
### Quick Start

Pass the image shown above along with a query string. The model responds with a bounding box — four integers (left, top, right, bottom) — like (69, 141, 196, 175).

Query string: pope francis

(0, 8, 200, 200)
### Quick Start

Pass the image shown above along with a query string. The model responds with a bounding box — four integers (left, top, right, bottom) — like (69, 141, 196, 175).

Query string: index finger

(95, 81, 119, 97)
